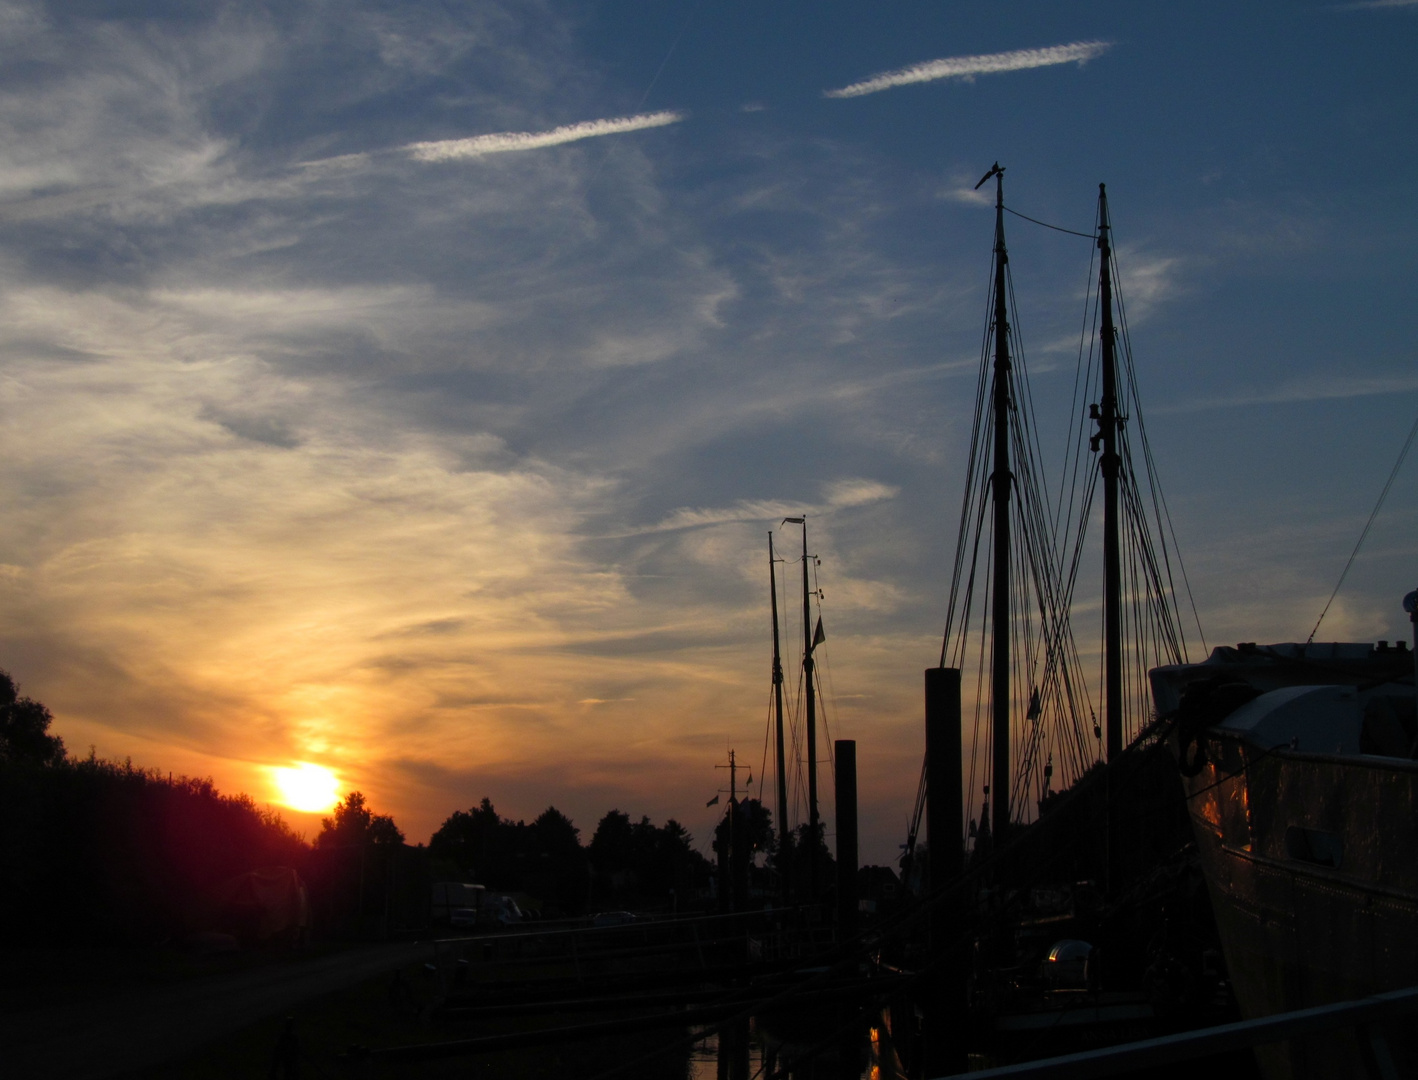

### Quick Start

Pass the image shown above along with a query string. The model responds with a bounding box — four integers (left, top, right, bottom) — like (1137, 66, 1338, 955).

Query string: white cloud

(1115, 251, 1183, 321)
(824, 41, 1113, 99)
(824, 478, 899, 509)
(1160, 373, 1418, 413)
(405, 111, 685, 161)
(624, 499, 810, 536)
(619, 480, 898, 538)
(940, 185, 993, 206)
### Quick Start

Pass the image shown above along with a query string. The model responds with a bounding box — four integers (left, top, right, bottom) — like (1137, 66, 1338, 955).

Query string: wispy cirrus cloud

(1159, 372, 1418, 413)
(405, 111, 685, 162)
(824, 41, 1113, 99)
(615, 479, 900, 538)
(1333, 0, 1418, 8)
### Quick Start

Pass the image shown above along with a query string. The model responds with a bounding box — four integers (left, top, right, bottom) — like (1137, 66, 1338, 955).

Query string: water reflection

(686, 1013, 888, 1080)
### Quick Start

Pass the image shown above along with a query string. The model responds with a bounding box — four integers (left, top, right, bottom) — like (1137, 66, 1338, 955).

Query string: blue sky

(0, 0, 1413, 863)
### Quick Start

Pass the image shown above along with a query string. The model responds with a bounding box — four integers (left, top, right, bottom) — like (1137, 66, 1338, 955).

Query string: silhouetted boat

(1152, 615, 1418, 1080)
(896, 171, 1225, 1073)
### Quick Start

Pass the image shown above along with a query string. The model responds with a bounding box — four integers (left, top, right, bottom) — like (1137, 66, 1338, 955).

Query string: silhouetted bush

(0, 753, 309, 945)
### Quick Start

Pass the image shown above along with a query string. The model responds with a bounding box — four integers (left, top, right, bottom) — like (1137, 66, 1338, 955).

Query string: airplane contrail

(405, 111, 685, 162)
(824, 41, 1113, 99)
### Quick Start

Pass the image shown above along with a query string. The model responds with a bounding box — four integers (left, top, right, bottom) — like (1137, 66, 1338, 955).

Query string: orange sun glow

(271, 762, 340, 813)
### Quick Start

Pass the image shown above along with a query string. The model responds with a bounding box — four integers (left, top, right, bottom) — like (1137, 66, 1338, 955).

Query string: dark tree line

(428, 798, 588, 915)
(0, 667, 308, 944)
(588, 809, 710, 911)
(703, 799, 841, 909)
(430, 798, 713, 915)
(0, 669, 733, 941)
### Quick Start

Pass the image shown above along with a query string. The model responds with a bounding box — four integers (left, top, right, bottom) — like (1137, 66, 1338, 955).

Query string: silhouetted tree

(0, 670, 64, 766)
(430, 797, 510, 881)
(591, 809, 711, 910)
(523, 805, 588, 915)
(317, 791, 404, 848)
(713, 798, 773, 859)
(429, 799, 590, 915)
(532, 806, 581, 855)
(772, 820, 835, 902)
(589, 809, 634, 873)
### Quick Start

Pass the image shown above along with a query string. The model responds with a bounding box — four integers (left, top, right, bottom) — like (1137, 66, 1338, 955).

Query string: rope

(636, 0, 704, 110)
(1309, 406, 1418, 642)
(1004, 204, 1097, 240)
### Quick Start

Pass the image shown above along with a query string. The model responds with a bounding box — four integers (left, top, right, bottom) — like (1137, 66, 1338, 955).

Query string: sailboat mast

(988, 166, 1013, 834)
(801, 521, 819, 849)
(1095, 184, 1124, 762)
(768, 532, 789, 878)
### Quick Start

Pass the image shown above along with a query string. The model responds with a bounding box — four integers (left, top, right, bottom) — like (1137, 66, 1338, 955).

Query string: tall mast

(1094, 184, 1124, 763)
(986, 163, 1012, 835)
(781, 515, 820, 895)
(800, 520, 819, 854)
(768, 531, 789, 891)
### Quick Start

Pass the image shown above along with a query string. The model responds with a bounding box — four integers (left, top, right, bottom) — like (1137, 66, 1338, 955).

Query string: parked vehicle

(484, 893, 523, 927)
(591, 910, 637, 928)
(430, 881, 485, 928)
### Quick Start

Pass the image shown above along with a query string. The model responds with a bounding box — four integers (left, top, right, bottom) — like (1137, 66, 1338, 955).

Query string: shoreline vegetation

(0, 670, 722, 956)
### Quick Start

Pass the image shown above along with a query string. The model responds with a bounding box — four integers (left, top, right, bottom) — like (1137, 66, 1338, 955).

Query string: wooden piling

(924, 666, 968, 1076)
(834, 739, 858, 941)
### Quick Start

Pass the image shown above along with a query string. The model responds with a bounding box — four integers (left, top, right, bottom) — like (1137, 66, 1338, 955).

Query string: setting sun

(271, 762, 340, 813)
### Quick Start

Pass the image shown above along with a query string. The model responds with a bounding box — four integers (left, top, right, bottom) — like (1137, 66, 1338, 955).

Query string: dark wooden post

(834, 739, 858, 941)
(926, 668, 963, 886)
(924, 666, 968, 1076)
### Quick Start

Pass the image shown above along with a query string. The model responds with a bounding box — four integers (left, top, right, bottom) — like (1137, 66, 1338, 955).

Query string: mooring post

(924, 666, 968, 1076)
(926, 668, 964, 886)
(834, 739, 859, 942)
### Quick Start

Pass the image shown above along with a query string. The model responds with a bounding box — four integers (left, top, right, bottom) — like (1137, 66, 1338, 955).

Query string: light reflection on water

(684, 1018, 881, 1080)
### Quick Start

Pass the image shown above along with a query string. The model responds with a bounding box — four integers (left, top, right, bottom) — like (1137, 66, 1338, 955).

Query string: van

(431, 881, 486, 928)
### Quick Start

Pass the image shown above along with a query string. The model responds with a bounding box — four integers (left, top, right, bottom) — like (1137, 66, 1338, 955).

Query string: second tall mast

(768, 531, 789, 886)
(984, 162, 1013, 836)
(1094, 183, 1124, 765)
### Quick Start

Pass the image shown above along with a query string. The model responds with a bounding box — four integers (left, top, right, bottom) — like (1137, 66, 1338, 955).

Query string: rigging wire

(635, 0, 704, 111)
(811, 556, 838, 783)
(1048, 193, 1193, 751)
(759, 682, 772, 813)
(1110, 247, 1207, 657)
(930, 183, 1215, 847)
(1308, 406, 1418, 642)
(943, 215, 1097, 841)
(1003, 204, 1097, 240)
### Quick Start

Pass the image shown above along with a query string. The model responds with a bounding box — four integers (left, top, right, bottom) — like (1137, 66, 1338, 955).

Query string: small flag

(745, 773, 753, 786)
(812, 617, 826, 648)
(706, 794, 720, 807)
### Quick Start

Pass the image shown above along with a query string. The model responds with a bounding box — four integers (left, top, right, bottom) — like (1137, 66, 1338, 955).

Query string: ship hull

(1184, 736, 1418, 1079)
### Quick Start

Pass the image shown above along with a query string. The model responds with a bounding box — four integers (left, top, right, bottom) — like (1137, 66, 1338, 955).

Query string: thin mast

(1094, 184, 1123, 763)
(782, 515, 819, 893)
(768, 532, 789, 890)
(801, 521, 819, 856)
(986, 163, 1012, 835)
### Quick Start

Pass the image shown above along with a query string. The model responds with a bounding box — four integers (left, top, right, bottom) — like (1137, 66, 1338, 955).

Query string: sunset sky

(0, 1, 1414, 865)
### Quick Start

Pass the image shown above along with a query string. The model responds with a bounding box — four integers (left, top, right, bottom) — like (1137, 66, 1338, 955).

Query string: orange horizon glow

(271, 762, 341, 813)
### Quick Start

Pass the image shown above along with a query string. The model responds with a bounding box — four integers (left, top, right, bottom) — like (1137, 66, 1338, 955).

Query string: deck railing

(935, 984, 1418, 1080)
